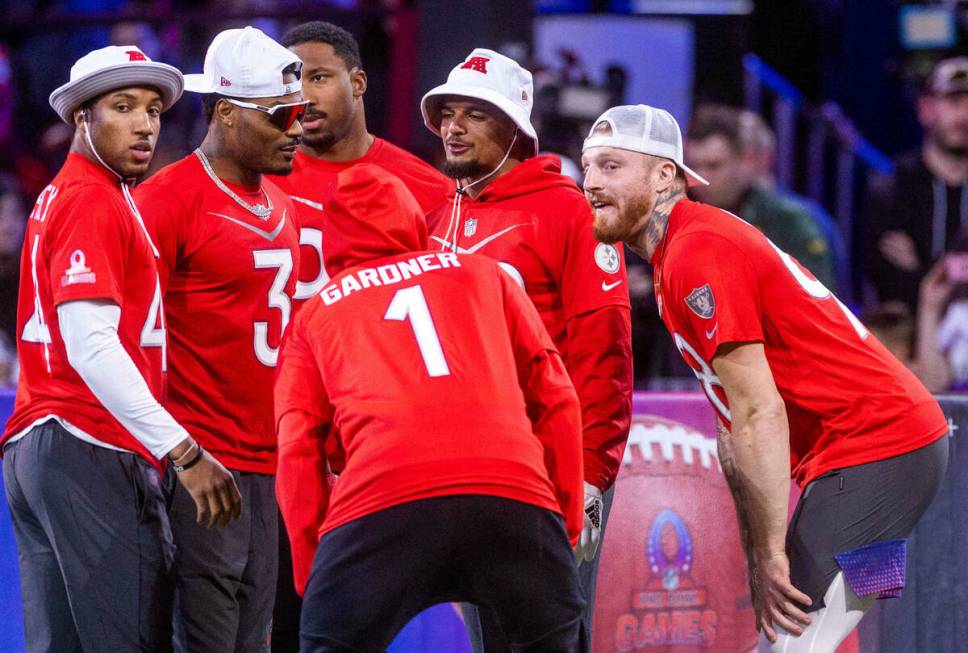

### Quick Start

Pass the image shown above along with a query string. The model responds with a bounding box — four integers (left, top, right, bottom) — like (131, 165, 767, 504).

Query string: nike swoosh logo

(208, 209, 288, 241)
(602, 280, 623, 292)
(431, 223, 529, 254)
(288, 195, 324, 211)
(705, 324, 718, 340)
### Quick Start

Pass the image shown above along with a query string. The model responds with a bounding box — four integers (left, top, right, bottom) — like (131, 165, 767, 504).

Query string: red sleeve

(274, 310, 334, 596)
(669, 233, 764, 362)
(134, 178, 184, 293)
(47, 187, 128, 307)
(565, 305, 633, 490)
(559, 196, 630, 320)
(500, 269, 584, 544)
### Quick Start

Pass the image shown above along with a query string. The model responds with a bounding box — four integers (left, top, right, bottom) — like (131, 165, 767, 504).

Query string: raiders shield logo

(685, 284, 715, 319)
(464, 218, 477, 237)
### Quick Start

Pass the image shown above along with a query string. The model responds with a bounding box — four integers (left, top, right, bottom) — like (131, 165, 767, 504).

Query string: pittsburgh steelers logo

(595, 243, 620, 274)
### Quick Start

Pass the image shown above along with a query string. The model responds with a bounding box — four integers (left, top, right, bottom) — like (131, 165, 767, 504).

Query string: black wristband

(174, 444, 204, 473)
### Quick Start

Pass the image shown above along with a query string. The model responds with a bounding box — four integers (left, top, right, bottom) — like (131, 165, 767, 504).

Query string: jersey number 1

(384, 285, 451, 377)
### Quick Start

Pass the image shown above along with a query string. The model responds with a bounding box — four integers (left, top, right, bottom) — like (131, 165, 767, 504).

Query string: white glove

(576, 481, 603, 564)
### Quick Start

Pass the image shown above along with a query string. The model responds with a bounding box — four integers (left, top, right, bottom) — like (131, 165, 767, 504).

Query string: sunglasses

(224, 98, 309, 131)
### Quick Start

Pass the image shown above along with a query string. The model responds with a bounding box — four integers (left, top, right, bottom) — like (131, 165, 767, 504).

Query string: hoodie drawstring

(439, 130, 519, 253)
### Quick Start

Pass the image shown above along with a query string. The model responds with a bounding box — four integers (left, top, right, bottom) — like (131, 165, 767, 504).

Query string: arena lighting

(623, 0, 753, 15)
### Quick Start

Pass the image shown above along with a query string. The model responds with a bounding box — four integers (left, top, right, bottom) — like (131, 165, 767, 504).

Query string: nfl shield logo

(685, 284, 716, 319)
(464, 218, 477, 237)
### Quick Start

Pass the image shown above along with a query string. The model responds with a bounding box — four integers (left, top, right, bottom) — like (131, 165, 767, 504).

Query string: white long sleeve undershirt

(57, 299, 188, 459)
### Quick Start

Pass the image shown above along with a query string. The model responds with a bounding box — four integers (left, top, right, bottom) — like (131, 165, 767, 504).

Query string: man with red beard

(269, 21, 450, 313)
(422, 48, 634, 652)
(581, 104, 948, 653)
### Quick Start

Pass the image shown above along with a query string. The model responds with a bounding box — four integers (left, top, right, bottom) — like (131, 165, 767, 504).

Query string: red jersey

(275, 165, 583, 595)
(136, 153, 300, 473)
(427, 155, 633, 489)
(2, 154, 168, 470)
(653, 199, 947, 487)
(268, 137, 451, 310)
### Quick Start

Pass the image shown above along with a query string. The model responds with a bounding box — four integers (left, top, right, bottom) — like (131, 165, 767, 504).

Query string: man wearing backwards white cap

(134, 26, 304, 653)
(422, 48, 633, 653)
(1, 45, 240, 652)
(581, 104, 948, 653)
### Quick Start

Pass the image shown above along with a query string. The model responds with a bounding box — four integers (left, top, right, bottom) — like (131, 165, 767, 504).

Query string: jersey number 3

(254, 249, 294, 367)
(384, 285, 451, 377)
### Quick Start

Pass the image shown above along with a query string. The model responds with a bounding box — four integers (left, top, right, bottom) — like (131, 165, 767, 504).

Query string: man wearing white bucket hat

(422, 48, 633, 652)
(1, 45, 240, 652)
(581, 104, 949, 653)
(134, 26, 303, 653)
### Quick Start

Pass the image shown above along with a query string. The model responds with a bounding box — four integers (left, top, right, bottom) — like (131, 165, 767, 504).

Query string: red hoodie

(275, 164, 584, 595)
(428, 155, 633, 489)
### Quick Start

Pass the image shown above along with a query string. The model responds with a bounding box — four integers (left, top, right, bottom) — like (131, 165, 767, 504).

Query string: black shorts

(300, 495, 587, 653)
(787, 435, 948, 611)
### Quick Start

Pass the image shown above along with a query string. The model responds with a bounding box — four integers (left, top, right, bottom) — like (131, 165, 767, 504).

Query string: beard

(592, 192, 653, 245)
(300, 129, 337, 152)
(443, 157, 485, 180)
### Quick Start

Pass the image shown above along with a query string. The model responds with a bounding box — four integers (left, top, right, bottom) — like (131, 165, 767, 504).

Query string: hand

(879, 231, 919, 272)
(750, 551, 812, 643)
(175, 448, 243, 529)
(575, 481, 603, 563)
(920, 258, 954, 312)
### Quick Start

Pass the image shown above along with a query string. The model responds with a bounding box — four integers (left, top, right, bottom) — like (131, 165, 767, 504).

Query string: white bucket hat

(49, 45, 184, 124)
(184, 26, 302, 98)
(421, 48, 538, 154)
(583, 104, 709, 187)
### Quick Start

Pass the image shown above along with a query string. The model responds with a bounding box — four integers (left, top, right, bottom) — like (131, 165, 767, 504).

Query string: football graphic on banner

(594, 415, 757, 653)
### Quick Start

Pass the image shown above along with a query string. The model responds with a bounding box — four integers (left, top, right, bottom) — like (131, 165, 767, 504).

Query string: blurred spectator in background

(0, 175, 24, 387)
(863, 265, 952, 393)
(685, 103, 835, 288)
(738, 109, 850, 295)
(865, 57, 968, 311)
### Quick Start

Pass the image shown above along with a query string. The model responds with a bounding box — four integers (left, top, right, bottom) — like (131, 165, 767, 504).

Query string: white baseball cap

(421, 48, 538, 154)
(48, 45, 184, 124)
(583, 104, 709, 187)
(184, 26, 302, 98)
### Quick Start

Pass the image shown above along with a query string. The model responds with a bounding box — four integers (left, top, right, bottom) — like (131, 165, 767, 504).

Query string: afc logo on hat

(126, 50, 147, 62)
(460, 56, 490, 74)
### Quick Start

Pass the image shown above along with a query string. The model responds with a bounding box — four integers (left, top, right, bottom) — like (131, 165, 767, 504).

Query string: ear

(214, 98, 235, 126)
(654, 159, 678, 193)
(350, 67, 367, 98)
(73, 107, 87, 130)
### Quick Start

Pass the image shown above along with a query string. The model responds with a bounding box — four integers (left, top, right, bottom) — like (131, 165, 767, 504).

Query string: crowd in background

(0, 5, 966, 394)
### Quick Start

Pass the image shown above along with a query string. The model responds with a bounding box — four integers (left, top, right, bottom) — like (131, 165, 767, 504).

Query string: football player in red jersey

(581, 104, 949, 653)
(275, 164, 586, 652)
(1, 46, 240, 652)
(134, 27, 303, 653)
(265, 23, 452, 646)
(421, 48, 634, 652)
(269, 22, 450, 315)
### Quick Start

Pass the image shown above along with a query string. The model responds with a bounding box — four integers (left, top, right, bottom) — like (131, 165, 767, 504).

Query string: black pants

(169, 469, 277, 653)
(463, 486, 614, 653)
(273, 511, 301, 652)
(300, 495, 587, 653)
(3, 420, 174, 652)
(788, 435, 949, 611)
